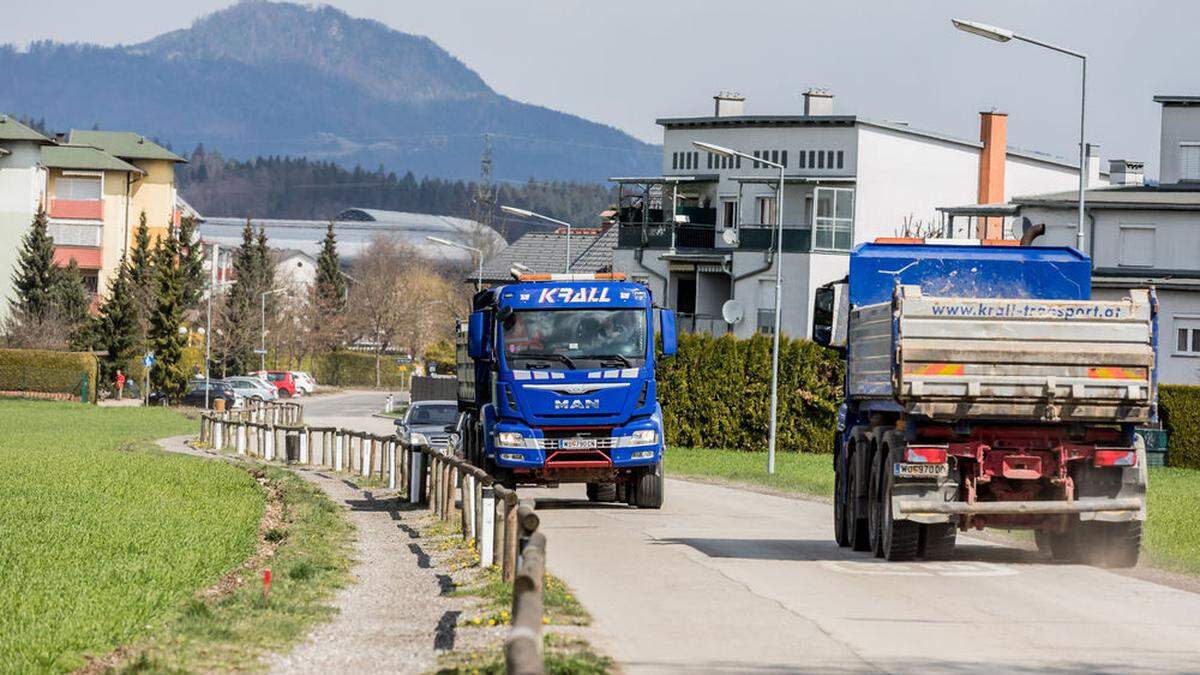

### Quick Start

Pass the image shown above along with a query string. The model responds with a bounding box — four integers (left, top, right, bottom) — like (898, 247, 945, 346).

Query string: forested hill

(0, 1, 658, 182)
(178, 148, 616, 236)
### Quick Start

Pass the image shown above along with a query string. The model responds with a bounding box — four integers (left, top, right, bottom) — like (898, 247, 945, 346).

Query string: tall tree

(217, 220, 261, 375)
(127, 212, 156, 331)
(95, 257, 141, 385)
(8, 208, 57, 322)
(177, 216, 206, 311)
(306, 222, 348, 380)
(51, 260, 92, 349)
(148, 232, 189, 399)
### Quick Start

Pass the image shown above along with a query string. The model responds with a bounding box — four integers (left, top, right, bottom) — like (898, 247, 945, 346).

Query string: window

(817, 151, 825, 169)
(82, 271, 98, 294)
(672, 152, 679, 170)
(691, 151, 699, 169)
(707, 152, 713, 169)
(814, 187, 854, 250)
(56, 175, 101, 201)
(799, 150, 807, 169)
(836, 150, 844, 169)
(752, 150, 761, 169)
(757, 279, 777, 334)
(1175, 317, 1200, 356)
(781, 150, 788, 168)
(1118, 225, 1155, 267)
(756, 195, 777, 225)
(735, 156, 741, 169)
(1181, 143, 1200, 180)
(771, 150, 779, 165)
(721, 199, 738, 227)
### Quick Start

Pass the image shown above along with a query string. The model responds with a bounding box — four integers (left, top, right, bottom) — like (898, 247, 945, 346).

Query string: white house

(611, 90, 1086, 338)
(273, 248, 318, 290)
(0, 116, 52, 323)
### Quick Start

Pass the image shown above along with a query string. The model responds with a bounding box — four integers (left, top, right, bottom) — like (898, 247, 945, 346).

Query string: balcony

(737, 225, 812, 253)
(48, 222, 103, 247)
(676, 312, 730, 335)
(617, 223, 715, 249)
(48, 198, 102, 221)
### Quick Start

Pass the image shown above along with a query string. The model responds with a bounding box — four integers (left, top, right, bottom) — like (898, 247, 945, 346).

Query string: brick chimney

(713, 91, 745, 117)
(976, 110, 1008, 239)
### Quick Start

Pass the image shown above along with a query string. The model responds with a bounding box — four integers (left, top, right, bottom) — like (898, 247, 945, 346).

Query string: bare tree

(349, 234, 414, 386)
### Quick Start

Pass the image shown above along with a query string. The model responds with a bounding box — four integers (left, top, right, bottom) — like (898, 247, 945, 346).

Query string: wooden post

(387, 440, 397, 490)
(462, 474, 474, 540)
(505, 531, 546, 675)
(503, 496, 518, 582)
(493, 492, 505, 570)
(480, 486, 495, 567)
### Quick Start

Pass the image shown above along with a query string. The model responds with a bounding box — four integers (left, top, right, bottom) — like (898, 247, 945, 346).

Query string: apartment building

(0, 116, 54, 323)
(611, 90, 1086, 338)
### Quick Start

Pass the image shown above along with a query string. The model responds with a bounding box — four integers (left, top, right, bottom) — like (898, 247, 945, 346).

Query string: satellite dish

(1018, 216, 1034, 235)
(721, 300, 744, 325)
(721, 228, 738, 246)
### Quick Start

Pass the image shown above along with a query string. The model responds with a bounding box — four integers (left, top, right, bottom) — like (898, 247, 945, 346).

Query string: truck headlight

(620, 429, 658, 447)
(496, 431, 525, 448)
(409, 431, 428, 446)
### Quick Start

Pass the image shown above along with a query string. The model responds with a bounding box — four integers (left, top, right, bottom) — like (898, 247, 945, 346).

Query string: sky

(2, 0, 1196, 178)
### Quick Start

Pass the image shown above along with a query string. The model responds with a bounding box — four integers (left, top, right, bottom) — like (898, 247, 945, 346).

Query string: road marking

(821, 560, 1018, 577)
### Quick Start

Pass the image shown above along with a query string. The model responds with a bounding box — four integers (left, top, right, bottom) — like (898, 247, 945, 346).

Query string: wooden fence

(198, 412, 547, 675)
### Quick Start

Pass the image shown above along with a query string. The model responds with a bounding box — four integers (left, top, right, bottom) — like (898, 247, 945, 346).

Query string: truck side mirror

(660, 309, 678, 356)
(467, 311, 489, 360)
(812, 282, 848, 349)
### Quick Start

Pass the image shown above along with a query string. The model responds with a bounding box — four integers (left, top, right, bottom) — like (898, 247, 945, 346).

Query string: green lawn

(0, 401, 262, 673)
(666, 446, 836, 498)
(666, 446, 1200, 575)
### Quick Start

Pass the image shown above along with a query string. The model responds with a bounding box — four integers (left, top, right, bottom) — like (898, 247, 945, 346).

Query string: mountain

(0, 1, 658, 182)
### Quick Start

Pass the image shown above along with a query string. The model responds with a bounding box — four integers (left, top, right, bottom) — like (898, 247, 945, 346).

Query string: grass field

(666, 446, 1200, 575)
(0, 401, 261, 672)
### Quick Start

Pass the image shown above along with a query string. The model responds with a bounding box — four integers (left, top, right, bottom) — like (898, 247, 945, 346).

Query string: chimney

(713, 91, 745, 118)
(802, 88, 833, 116)
(1109, 159, 1145, 186)
(54, 132, 67, 144)
(976, 110, 1007, 239)
(1086, 143, 1101, 187)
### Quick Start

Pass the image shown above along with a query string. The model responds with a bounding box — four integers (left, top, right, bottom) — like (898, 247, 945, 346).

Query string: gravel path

(158, 423, 483, 674)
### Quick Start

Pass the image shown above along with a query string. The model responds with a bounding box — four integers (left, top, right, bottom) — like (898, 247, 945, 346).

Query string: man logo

(554, 399, 600, 410)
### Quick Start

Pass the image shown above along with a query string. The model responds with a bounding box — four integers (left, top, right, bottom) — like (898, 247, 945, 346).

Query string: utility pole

(473, 133, 498, 237)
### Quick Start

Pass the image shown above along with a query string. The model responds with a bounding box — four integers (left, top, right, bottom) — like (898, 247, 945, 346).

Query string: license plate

(560, 438, 598, 450)
(894, 463, 948, 478)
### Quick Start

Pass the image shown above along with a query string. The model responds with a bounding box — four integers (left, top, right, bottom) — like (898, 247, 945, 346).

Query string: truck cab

(457, 273, 677, 508)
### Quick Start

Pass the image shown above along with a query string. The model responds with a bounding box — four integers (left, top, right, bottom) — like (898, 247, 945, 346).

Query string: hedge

(1159, 385, 1200, 469)
(657, 333, 843, 454)
(310, 351, 406, 388)
(0, 348, 99, 403)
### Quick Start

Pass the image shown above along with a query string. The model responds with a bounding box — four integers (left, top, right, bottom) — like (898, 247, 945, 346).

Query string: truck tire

(868, 452, 884, 557)
(1078, 521, 1142, 568)
(876, 449, 920, 561)
(1035, 527, 1079, 562)
(586, 482, 617, 502)
(919, 523, 957, 561)
(847, 444, 871, 552)
(634, 461, 664, 509)
(834, 451, 850, 548)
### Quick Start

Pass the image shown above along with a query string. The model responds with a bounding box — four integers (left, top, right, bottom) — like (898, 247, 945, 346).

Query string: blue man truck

(814, 241, 1153, 566)
(455, 273, 677, 508)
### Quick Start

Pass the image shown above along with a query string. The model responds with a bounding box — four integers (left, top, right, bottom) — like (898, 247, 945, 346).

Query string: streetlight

(426, 236, 484, 291)
(260, 287, 288, 371)
(500, 206, 574, 273)
(952, 18, 1087, 251)
(694, 140, 786, 475)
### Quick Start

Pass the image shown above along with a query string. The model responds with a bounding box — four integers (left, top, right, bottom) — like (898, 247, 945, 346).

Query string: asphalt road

(306, 392, 1200, 673)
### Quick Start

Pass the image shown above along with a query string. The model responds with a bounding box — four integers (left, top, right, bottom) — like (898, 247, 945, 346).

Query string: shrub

(1159, 384, 1200, 469)
(657, 333, 842, 454)
(0, 348, 99, 403)
(312, 351, 405, 388)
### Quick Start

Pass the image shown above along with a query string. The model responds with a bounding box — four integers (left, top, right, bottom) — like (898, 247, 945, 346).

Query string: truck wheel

(634, 461, 664, 509)
(834, 448, 850, 547)
(1035, 527, 1079, 562)
(586, 482, 617, 502)
(878, 455, 920, 561)
(1078, 521, 1142, 568)
(846, 446, 871, 552)
(616, 483, 628, 504)
(919, 523, 957, 561)
(868, 453, 884, 557)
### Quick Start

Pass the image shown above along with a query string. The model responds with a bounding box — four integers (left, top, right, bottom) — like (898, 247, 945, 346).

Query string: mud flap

(1080, 436, 1148, 524)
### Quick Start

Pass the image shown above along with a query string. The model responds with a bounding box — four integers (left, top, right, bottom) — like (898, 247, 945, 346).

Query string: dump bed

(848, 285, 1155, 423)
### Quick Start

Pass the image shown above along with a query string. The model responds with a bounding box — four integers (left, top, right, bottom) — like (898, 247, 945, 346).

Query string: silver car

(223, 376, 279, 402)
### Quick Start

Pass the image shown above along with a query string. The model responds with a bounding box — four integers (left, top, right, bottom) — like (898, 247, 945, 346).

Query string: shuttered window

(1118, 225, 1155, 267)
(1182, 144, 1200, 180)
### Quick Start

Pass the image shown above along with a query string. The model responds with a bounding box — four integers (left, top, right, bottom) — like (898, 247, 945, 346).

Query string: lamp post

(260, 287, 288, 371)
(426, 236, 484, 291)
(694, 140, 786, 475)
(952, 18, 1087, 251)
(500, 206, 575, 273)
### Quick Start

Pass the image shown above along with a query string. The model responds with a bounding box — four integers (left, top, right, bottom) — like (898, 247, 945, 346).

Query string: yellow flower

(542, 616, 550, 625)
(487, 618, 496, 626)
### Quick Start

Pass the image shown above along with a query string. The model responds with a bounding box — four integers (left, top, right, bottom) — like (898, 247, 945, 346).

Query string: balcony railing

(676, 312, 730, 335)
(737, 225, 812, 253)
(48, 222, 102, 247)
(616, 223, 714, 249)
(48, 198, 102, 221)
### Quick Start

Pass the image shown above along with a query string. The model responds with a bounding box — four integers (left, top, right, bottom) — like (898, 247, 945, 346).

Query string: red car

(263, 371, 297, 397)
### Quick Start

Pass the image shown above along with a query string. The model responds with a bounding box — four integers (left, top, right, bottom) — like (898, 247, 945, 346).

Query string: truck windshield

(502, 309, 646, 369)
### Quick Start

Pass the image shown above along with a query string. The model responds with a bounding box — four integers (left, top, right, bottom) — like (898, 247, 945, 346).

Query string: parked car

(263, 370, 298, 397)
(394, 400, 458, 451)
(166, 381, 243, 409)
(292, 371, 317, 395)
(223, 376, 278, 402)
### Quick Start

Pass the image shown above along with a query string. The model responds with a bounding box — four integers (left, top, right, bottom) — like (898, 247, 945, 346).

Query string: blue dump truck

(814, 241, 1153, 566)
(455, 273, 677, 508)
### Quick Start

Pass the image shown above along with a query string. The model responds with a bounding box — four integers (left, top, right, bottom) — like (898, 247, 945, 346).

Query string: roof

(1153, 96, 1200, 106)
(477, 227, 616, 284)
(0, 115, 52, 144)
(41, 145, 143, 174)
(271, 248, 316, 263)
(1013, 185, 1200, 210)
(69, 130, 185, 162)
(654, 114, 1080, 171)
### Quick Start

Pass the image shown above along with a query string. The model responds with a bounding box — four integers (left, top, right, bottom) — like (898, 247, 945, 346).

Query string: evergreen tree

(95, 257, 140, 384)
(219, 220, 261, 375)
(128, 211, 156, 328)
(9, 208, 57, 321)
(177, 216, 205, 311)
(148, 231, 189, 400)
(50, 260, 92, 349)
(314, 222, 346, 312)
